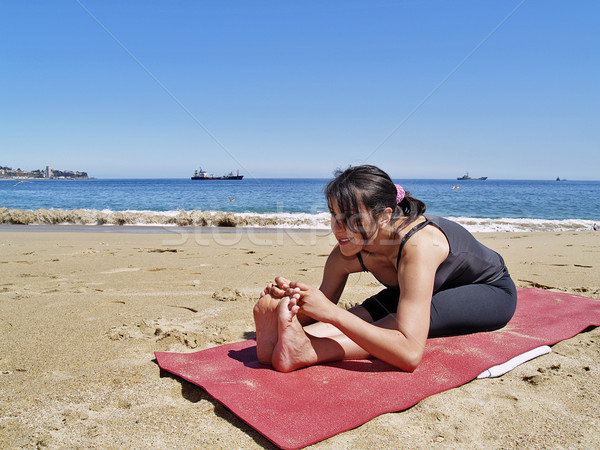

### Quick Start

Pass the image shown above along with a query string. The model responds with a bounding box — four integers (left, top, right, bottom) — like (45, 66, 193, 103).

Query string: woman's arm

(318, 245, 357, 303)
(292, 229, 448, 371)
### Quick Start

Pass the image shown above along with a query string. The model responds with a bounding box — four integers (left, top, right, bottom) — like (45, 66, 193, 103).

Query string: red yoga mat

(155, 288, 600, 449)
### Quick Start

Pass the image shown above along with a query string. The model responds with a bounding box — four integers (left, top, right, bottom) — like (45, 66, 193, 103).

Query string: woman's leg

(271, 298, 400, 372)
(254, 295, 375, 365)
(258, 276, 517, 371)
(301, 304, 373, 337)
(428, 274, 517, 337)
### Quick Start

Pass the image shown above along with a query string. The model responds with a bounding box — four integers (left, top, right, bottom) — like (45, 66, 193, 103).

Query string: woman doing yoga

(253, 165, 517, 372)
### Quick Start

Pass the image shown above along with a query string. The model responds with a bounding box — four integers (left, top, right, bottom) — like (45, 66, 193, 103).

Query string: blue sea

(1, 178, 598, 232)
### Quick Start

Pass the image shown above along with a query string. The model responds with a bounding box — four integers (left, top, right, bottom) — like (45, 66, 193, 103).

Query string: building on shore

(0, 165, 89, 179)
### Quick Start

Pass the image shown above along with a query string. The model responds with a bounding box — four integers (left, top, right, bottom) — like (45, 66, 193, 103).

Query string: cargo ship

(191, 168, 243, 180)
(457, 172, 487, 180)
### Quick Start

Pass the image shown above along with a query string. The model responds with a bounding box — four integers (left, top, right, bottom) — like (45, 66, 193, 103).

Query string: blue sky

(1, 1, 598, 179)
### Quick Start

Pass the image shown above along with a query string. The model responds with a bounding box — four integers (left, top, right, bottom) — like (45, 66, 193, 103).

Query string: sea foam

(0, 208, 596, 233)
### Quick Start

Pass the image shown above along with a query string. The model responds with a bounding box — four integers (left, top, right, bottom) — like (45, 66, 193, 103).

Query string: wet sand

(1, 228, 598, 448)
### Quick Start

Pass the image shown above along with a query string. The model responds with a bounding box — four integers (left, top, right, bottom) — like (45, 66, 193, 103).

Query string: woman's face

(329, 199, 375, 256)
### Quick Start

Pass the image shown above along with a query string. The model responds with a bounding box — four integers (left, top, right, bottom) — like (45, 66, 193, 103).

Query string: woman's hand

(288, 281, 340, 324)
(260, 276, 292, 299)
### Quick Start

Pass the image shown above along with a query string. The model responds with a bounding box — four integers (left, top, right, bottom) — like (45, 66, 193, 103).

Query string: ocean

(1, 178, 598, 232)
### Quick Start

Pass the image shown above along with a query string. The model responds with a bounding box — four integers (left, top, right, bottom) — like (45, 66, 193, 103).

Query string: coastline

(0, 229, 598, 447)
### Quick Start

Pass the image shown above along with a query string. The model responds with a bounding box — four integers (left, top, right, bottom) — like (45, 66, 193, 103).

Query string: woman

(254, 165, 517, 372)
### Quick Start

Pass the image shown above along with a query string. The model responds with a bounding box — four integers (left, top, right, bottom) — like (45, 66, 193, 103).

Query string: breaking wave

(0, 208, 596, 232)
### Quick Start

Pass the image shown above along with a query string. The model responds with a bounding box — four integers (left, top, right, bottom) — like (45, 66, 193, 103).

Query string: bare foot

(272, 297, 318, 373)
(253, 294, 280, 365)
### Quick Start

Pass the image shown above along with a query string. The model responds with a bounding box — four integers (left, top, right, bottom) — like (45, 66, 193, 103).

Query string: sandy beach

(1, 227, 598, 448)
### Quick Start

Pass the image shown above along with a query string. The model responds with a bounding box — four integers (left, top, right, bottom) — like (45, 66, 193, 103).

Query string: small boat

(457, 172, 487, 181)
(191, 168, 243, 180)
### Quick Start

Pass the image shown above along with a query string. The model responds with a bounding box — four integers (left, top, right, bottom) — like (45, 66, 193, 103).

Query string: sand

(1, 227, 598, 448)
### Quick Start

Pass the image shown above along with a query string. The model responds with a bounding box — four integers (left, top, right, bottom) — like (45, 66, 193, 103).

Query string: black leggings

(359, 273, 517, 338)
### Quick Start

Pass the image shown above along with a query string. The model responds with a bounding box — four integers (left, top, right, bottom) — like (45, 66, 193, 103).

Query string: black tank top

(356, 215, 507, 293)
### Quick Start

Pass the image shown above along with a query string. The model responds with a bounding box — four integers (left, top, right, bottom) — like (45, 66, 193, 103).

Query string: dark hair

(325, 165, 426, 240)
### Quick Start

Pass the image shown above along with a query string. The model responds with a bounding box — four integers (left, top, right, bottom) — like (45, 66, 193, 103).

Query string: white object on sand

(477, 345, 552, 379)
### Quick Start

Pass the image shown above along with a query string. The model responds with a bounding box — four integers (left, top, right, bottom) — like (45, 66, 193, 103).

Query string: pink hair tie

(395, 184, 405, 204)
